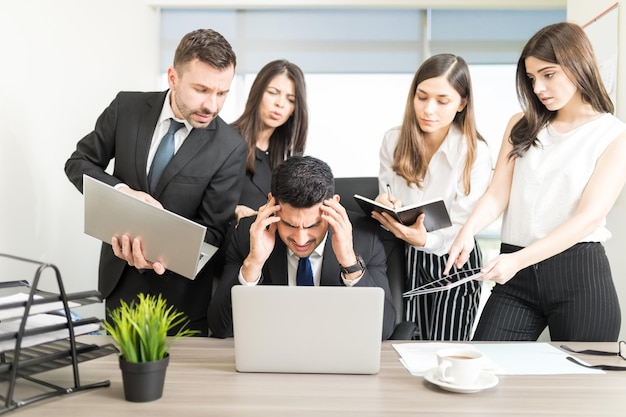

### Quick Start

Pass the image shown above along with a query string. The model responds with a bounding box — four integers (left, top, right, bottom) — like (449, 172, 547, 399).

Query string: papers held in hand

(353, 194, 452, 231)
(403, 270, 483, 297)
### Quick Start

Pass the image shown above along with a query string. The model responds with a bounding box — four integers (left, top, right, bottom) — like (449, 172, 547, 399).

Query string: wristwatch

(341, 254, 366, 274)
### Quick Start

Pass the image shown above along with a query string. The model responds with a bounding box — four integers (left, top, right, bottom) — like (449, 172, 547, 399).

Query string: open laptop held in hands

(83, 175, 218, 280)
(231, 285, 384, 374)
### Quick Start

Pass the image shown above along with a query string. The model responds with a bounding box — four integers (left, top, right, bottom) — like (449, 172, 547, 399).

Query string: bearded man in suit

(65, 29, 247, 335)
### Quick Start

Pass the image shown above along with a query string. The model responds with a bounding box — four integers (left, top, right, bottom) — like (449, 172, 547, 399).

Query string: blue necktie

(149, 119, 184, 193)
(296, 256, 314, 286)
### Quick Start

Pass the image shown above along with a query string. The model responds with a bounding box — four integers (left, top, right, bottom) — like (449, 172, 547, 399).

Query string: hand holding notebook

(353, 194, 452, 231)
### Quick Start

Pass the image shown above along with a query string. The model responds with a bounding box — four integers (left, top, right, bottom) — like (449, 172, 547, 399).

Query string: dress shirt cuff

(417, 232, 447, 256)
(341, 271, 364, 287)
(238, 267, 261, 286)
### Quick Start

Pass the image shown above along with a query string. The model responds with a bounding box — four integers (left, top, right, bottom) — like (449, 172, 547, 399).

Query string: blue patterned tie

(296, 256, 314, 286)
(149, 119, 184, 193)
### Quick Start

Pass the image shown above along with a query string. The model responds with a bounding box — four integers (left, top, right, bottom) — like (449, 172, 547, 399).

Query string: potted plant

(103, 293, 198, 402)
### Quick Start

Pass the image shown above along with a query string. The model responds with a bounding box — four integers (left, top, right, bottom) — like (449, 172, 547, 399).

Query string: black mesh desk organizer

(0, 253, 116, 414)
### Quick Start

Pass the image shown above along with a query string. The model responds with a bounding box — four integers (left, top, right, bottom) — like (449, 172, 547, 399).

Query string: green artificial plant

(103, 293, 198, 363)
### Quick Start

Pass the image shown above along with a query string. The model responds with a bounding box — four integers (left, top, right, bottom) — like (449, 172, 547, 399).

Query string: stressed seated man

(208, 155, 396, 339)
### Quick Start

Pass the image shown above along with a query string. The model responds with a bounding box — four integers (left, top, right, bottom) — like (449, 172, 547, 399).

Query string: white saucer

(423, 368, 499, 393)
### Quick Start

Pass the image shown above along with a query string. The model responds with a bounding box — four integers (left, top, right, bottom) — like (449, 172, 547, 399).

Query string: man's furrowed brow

(281, 219, 322, 229)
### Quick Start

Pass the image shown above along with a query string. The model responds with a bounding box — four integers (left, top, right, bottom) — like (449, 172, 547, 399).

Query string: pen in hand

(386, 184, 395, 208)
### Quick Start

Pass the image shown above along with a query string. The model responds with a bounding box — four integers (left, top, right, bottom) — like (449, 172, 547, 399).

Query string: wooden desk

(7, 337, 626, 416)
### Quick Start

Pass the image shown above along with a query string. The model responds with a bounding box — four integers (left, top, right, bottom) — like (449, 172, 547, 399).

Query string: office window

(160, 9, 425, 74)
(159, 8, 564, 171)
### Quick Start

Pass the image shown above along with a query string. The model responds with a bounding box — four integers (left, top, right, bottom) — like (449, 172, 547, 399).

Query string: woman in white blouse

(373, 54, 492, 340)
(445, 22, 626, 341)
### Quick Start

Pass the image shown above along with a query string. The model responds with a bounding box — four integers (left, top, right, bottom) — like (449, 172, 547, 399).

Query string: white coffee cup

(436, 348, 483, 386)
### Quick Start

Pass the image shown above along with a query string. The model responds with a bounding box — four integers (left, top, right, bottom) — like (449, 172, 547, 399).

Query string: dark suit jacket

(208, 213, 396, 340)
(238, 148, 272, 211)
(65, 91, 247, 305)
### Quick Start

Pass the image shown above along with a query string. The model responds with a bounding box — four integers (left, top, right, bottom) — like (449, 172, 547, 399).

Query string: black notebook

(353, 194, 452, 232)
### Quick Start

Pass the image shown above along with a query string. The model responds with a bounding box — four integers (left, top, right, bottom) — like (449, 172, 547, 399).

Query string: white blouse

(378, 126, 493, 256)
(502, 113, 626, 247)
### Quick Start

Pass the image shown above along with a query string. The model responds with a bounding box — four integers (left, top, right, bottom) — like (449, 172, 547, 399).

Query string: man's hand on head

(242, 196, 281, 282)
(321, 196, 356, 268)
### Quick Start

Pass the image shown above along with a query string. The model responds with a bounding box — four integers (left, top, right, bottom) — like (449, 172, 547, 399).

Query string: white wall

(568, 0, 626, 340)
(0, 1, 159, 317)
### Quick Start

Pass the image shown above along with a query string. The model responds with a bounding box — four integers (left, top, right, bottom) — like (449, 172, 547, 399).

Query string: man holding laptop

(208, 156, 396, 340)
(64, 29, 247, 336)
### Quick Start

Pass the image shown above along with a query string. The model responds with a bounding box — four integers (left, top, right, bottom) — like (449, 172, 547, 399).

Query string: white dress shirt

(378, 126, 493, 256)
(146, 90, 192, 174)
(502, 113, 626, 247)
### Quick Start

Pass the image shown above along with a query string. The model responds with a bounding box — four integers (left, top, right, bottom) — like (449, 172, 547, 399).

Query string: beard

(173, 93, 217, 129)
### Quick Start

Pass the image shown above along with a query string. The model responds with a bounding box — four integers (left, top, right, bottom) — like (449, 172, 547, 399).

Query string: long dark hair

(394, 53, 484, 195)
(510, 22, 613, 158)
(232, 60, 308, 173)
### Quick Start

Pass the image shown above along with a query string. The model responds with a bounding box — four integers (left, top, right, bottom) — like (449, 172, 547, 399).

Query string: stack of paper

(0, 314, 101, 352)
(0, 292, 80, 321)
(393, 342, 604, 375)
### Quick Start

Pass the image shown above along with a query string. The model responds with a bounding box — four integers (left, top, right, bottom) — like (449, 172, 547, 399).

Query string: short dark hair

(271, 156, 334, 208)
(173, 29, 236, 71)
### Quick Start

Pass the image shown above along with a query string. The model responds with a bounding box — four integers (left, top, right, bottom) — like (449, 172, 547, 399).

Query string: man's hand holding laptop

(111, 184, 166, 275)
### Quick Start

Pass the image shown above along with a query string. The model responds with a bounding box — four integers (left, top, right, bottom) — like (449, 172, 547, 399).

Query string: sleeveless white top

(501, 113, 626, 247)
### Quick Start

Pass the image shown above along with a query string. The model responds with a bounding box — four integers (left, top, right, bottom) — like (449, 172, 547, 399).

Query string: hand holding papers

(403, 268, 483, 297)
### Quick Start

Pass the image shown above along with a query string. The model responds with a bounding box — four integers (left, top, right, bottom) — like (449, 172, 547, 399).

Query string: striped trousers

(473, 242, 621, 342)
(405, 242, 483, 341)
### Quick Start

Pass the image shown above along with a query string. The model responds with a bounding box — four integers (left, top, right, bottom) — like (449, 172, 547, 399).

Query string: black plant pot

(118, 354, 169, 402)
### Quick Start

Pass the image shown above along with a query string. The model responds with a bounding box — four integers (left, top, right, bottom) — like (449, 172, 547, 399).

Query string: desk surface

(8, 336, 626, 416)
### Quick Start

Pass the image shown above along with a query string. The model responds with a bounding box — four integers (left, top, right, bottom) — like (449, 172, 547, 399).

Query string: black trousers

(105, 265, 213, 337)
(473, 242, 621, 342)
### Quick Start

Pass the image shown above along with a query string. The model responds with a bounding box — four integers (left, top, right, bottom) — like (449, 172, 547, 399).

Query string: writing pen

(386, 184, 395, 207)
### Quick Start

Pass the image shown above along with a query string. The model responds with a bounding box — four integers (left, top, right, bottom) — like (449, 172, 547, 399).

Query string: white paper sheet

(393, 342, 604, 376)
(472, 343, 604, 375)
(0, 292, 80, 321)
(0, 313, 101, 352)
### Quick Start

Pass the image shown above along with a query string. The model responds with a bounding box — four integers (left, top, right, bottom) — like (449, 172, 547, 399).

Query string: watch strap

(341, 253, 365, 274)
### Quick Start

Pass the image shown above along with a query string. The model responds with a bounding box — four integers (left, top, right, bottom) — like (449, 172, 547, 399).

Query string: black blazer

(238, 148, 272, 211)
(65, 91, 247, 299)
(208, 213, 396, 340)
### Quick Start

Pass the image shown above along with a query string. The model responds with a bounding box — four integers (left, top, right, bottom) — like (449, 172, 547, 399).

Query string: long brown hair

(510, 22, 613, 159)
(232, 60, 308, 173)
(393, 53, 484, 195)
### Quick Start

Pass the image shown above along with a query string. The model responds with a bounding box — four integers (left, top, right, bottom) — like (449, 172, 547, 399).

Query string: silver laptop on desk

(231, 286, 384, 374)
(83, 175, 218, 280)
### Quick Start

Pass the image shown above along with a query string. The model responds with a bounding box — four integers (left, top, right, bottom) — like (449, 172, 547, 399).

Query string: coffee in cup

(436, 348, 483, 386)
